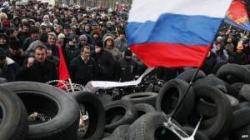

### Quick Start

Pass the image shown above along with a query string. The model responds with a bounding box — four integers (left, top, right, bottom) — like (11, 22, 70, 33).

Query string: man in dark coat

(46, 32, 58, 58)
(23, 26, 40, 51)
(201, 51, 217, 74)
(65, 34, 80, 66)
(0, 48, 19, 81)
(92, 44, 116, 81)
(119, 49, 139, 81)
(70, 46, 97, 85)
(0, 33, 10, 55)
(229, 40, 247, 65)
(17, 45, 57, 82)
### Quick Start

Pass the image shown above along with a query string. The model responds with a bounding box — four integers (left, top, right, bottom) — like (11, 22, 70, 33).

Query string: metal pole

(68, 78, 75, 92)
(171, 68, 200, 117)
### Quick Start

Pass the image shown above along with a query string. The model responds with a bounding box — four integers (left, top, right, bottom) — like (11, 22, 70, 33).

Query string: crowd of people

(202, 24, 250, 74)
(0, 1, 249, 85)
(0, 1, 147, 85)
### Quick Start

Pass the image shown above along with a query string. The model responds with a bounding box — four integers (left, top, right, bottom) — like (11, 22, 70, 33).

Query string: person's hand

(56, 40, 64, 47)
(95, 47, 101, 53)
(26, 57, 34, 68)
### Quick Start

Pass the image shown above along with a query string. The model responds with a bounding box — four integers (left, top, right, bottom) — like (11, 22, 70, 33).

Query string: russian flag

(126, 0, 232, 68)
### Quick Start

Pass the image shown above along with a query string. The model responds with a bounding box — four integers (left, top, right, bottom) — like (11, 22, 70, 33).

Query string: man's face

(34, 48, 47, 63)
(81, 48, 90, 61)
(216, 43, 222, 51)
(12, 30, 18, 37)
(71, 18, 77, 24)
(93, 34, 99, 39)
(55, 25, 62, 33)
(79, 38, 87, 45)
(64, 29, 71, 35)
(0, 38, 6, 45)
(48, 35, 56, 45)
(23, 26, 29, 32)
(9, 48, 19, 55)
(43, 16, 49, 22)
(84, 25, 90, 32)
(46, 27, 51, 33)
(119, 34, 125, 39)
(106, 39, 113, 48)
(46, 49, 52, 57)
(31, 33, 39, 40)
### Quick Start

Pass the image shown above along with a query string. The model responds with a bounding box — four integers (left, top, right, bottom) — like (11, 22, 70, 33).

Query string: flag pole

(68, 78, 75, 92)
(171, 68, 200, 117)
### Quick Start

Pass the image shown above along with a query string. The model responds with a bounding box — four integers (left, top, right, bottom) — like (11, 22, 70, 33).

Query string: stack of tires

(0, 81, 80, 140)
(2, 63, 250, 140)
(94, 64, 250, 140)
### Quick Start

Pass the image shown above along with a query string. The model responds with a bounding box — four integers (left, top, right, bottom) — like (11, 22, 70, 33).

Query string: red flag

(57, 41, 70, 81)
(225, 0, 250, 31)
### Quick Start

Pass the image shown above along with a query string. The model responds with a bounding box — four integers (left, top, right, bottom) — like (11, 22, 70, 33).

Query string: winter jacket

(92, 50, 116, 81)
(0, 57, 19, 81)
(17, 59, 57, 83)
(70, 56, 97, 85)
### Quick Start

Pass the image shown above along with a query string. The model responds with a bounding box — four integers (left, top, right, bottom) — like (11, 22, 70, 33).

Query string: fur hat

(103, 33, 114, 43)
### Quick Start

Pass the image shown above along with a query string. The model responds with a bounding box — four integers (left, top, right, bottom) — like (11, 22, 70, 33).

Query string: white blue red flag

(126, 0, 233, 68)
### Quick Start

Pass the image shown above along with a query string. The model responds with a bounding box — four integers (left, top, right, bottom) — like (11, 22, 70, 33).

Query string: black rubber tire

(122, 92, 158, 106)
(1, 81, 80, 140)
(242, 64, 250, 71)
(183, 127, 210, 140)
(156, 79, 195, 124)
(239, 84, 250, 101)
(97, 94, 113, 106)
(231, 106, 250, 130)
(0, 86, 28, 140)
(74, 92, 105, 140)
(134, 103, 156, 118)
(128, 112, 168, 140)
(104, 100, 137, 132)
(103, 132, 111, 138)
(176, 68, 206, 82)
(103, 125, 129, 140)
(191, 85, 233, 138)
(211, 62, 227, 74)
(0, 77, 7, 83)
(225, 94, 239, 107)
(230, 82, 244, 98)
(231, 125, 250, 140)
(195, 99, 217, 118)
(216, 63, 250, 84)
(110, 115, 123, 124)
(194, 74, 227, 93)
(233, 102, 250, 111)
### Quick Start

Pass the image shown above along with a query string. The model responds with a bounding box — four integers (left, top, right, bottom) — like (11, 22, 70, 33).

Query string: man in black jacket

(70, 46, 97, 85)
(0, 48, 19, 81)
(119, 49, 139, 81)
(17, 45, 57, 82)
(92, 44, 116, 81)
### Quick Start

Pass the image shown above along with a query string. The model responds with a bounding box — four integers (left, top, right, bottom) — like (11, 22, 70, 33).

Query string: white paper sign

(84, 68, 154, 92)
